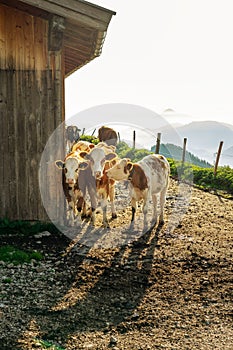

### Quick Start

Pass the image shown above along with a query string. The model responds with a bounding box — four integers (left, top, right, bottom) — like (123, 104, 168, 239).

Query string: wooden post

(133, 130, 136, 149)
(118, 132, 121, 143)
(182, 138, 187, 164)
(82, 128, 85, 135)
(155, 133, 161, 154)
(214, 141, 224, 176)
(91, 128, 96, 136)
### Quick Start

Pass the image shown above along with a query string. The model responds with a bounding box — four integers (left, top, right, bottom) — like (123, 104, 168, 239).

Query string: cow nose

(95, 171, 101, 179)
(67, 179, 74, 184)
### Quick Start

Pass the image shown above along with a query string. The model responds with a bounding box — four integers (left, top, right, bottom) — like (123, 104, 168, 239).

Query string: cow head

(106, 158, 133, 181)
(66, 125, 81, 142)
(55, 156, 80, 186)
(79, 148, 116, 179)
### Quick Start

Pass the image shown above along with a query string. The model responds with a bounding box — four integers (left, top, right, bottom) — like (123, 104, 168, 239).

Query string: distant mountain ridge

(159, 121, 233, 167)
(151, 143, 212, 168)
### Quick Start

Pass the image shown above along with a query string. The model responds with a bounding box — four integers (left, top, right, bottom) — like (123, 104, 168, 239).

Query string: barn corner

(0, 0, 116, 224)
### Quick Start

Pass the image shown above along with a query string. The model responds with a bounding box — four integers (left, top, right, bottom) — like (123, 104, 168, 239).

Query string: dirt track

(0, 180, 232, 349)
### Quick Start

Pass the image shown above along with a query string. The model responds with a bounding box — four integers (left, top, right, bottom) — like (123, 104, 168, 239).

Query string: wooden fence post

(182, 138, 187, 164)
(155, 133, 161, 154)
(118, 132, 121, 143)
(133, 130, 136, 149)
(214, 141, 224, 176)
(82, 128, 85, 135)
(91, 128, 96, 136)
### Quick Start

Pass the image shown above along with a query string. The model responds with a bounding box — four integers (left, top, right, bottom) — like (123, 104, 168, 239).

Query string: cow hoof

(112, 213, 117, 219)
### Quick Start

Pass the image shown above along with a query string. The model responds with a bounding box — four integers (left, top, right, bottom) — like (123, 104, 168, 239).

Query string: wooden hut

(0, 0, 115, 224)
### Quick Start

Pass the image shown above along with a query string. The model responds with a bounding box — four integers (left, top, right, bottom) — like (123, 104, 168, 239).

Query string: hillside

(157, 121, 233, 167)
(151, 143, 212, 168)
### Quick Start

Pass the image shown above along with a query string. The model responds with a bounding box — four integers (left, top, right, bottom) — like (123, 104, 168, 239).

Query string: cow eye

(75, 169, 79, 173)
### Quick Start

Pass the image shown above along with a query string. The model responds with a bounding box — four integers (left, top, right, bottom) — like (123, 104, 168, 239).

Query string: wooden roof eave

(17, 0, 116, 31)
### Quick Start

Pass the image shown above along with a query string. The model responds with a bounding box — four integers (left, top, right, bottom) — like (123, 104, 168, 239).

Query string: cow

(55, 151, 86, 227)
(78, 144, 118, 227)
(106, 154, 170, 227)
(71, 140, 95, 153)
(66, 125, 81, 153)
(98, 126, 118, 147)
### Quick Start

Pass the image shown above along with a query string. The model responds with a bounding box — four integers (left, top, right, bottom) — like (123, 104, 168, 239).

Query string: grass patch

(34, 339, 65, 350)
(0, 219, 60, 236)
(0, 245, 43, 265)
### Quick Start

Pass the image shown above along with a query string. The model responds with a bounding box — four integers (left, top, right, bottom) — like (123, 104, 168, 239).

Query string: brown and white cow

(71, 140, 95, 153)
(79, 144, 118, 227)
(98, 126, 118, 147)
(106, 154, 170, 227)
(65, 125, 81, 153)
(55, 151, 86, 226)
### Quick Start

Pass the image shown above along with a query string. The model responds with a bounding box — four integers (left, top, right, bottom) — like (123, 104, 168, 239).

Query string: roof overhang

(0, 0, 116, 76)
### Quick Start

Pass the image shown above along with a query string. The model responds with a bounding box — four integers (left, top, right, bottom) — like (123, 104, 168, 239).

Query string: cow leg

(109, 185, 117, 219)
(152, 193, 158, 225)
(67, 201, 76, 226)
(75, 197, 84, 226)
(89, 190, 97, 226)
(159, 188, 167, 225)
(131, 197, 137, 222)
(142, 197, 149, 227)
(101, 197, 109, 228)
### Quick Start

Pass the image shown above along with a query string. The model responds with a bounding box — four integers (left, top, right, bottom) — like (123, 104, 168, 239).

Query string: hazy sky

(65, 0, 233, 126)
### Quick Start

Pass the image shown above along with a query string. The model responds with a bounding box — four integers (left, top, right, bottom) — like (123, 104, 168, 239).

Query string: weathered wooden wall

(0, 3, 65, 223)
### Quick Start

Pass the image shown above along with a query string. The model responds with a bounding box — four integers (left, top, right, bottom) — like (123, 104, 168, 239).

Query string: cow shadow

(16, 223, 163, 348)
(3, 221, 166, 349)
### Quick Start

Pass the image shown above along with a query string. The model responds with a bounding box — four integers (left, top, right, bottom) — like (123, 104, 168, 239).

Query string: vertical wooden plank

(0, 71, 7, 218)
(0, 4, 6, 69)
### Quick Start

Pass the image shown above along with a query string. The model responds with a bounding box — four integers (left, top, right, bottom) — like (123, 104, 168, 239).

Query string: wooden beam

(17, 0, 115, 30)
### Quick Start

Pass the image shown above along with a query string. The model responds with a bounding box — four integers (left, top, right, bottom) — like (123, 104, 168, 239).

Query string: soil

(0, 179, 232, 350)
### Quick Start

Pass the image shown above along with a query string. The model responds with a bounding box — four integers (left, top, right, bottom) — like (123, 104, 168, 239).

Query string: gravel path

(0, 180, 232, 349)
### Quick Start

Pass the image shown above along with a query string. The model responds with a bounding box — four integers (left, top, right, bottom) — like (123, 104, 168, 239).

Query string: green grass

(34, 339, 66, 350)
(0, 245, 43, 265)
(0, 219, 60, 236)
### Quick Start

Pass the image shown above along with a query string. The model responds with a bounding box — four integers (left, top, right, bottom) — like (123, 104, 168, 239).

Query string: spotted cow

(98, 126, 118, 147)
(55, 151, 86, 226)
(78, 144, 118, 227)
(106, 154, 170, 226)
(66, 125, 81, 153)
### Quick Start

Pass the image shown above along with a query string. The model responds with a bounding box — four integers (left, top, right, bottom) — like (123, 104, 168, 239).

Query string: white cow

(106, 154, 170, 226)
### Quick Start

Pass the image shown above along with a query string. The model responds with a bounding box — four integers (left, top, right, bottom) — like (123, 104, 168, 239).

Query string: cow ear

(105, 152, 117, 161)
(126, 162, 133, 171)
(78, 161, 89, 170)
(55, 160, 64, 169)
(79, 151, 89, 159)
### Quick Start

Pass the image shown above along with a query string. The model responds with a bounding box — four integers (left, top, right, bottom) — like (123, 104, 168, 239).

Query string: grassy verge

(0, 245, 43, 265)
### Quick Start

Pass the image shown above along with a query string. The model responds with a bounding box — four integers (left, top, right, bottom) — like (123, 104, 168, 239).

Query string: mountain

(158, 121, 233, 166)
(151, 143, 212, 168)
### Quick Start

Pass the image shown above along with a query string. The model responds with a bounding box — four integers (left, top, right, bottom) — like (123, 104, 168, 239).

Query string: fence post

(82, 128, 85, 135)
(155, 133, 161, 154)
(214, 141, 224, 176)
(182, 138, 187, 164)
(91, 128, 96, 136)
(133, 130, 136, 149)
(118, 132, 121, 143)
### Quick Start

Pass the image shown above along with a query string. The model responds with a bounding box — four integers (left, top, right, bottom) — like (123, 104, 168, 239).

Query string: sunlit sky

(65, 0, 233, 126)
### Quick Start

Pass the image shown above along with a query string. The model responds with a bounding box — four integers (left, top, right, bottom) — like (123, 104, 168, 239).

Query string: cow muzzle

(67, 179, 75, 185)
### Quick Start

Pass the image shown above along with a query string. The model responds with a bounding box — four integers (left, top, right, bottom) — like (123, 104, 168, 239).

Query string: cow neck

(128, 164, 148, 190)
